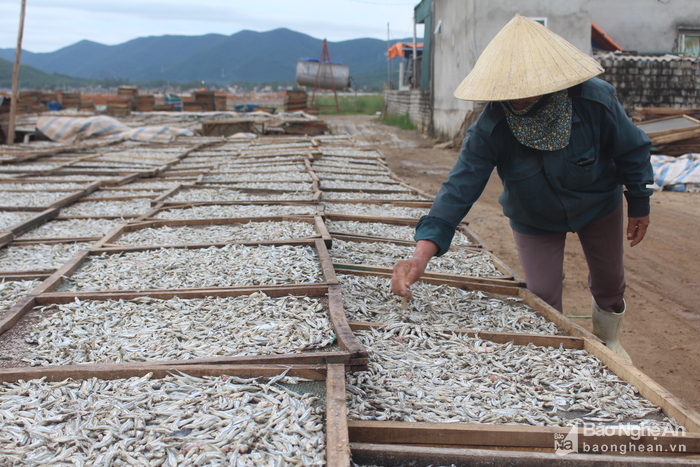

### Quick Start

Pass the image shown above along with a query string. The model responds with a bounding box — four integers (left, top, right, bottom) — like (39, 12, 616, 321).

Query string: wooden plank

(7, 208, 59, 236)
(348, 322, 585, 349)
(516, 288, 598, 340)
(0, 295, 34, 335)
(316, 238, 339, 285)
(314, 215, 332, 248)
(347, 421, 700, 453)
(0, 231, 12, 248)
(350, 443, 700, 466)
(29, 249, 90, 295)
(0, 364, 328, 384)
(151, 183, 183, 205)
(328, 285, 368, 358)
(326, 364, 351, 467)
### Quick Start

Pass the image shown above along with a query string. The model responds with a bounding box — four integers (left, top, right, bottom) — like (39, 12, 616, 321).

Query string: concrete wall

(591, 0, 700, 53)
(383, 89, 432, 133)
(430, 0, 592, 140)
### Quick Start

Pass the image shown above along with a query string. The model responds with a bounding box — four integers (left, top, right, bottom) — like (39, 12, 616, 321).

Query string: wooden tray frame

(143, 201, 322, 220)
(0, 363, 351, 467)
(336, 269, 700, 461)
(330, 237, 523, 284)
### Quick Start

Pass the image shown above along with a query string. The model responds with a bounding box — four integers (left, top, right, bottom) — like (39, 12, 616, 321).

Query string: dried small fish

(330, 239, 502, 277)
(26, 293, 334, 364)
(61, 244, 324, 291)
(326, 220, 472, 245)
(0, 191, 81, 208)
(321, 202, 428, 219)
(60, 200, 152, 217)
(86, 189, 163, 198)
(0, 373, 326, 465)
(0, 211, 35, 231)
(169, 188, 315, 202)
(322, 192, 429, 201)
(117, 221, 317, 245)
(155, 204, 317, 220)
(348, 324, 681, 429)
(0, 279, 41, 318)
(0, 243, 90, 271)
(338, 274, 558, 334)
(18, 218, 125, 239)
(203, 172, 313, 183)
(320, 181, 410, 192)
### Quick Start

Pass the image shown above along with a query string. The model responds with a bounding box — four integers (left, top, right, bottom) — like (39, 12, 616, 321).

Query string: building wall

(597, 54, 700, 115)
(429, 0, 591, 140)
(383, 89, 432, 133)
(590, 0, 700, 53)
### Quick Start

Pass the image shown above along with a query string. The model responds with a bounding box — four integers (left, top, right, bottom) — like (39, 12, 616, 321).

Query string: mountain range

(0, 28, 417, 90)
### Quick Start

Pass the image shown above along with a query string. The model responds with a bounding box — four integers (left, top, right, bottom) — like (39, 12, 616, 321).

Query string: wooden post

(7, 0, 27, 146)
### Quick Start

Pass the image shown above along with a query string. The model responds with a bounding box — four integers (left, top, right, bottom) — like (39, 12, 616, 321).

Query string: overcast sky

(0, 0, 423, 53)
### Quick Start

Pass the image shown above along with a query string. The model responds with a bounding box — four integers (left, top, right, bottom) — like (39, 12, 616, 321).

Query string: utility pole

(7, 0, 27, 145)
(386, 23, 391, 90)
(412, 14, 418, 89)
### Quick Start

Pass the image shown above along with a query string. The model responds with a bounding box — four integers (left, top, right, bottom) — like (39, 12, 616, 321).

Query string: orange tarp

(388, 43, 423, 59)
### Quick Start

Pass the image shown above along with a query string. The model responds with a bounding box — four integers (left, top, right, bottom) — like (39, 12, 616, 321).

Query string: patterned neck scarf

(501, 90, 572, 151)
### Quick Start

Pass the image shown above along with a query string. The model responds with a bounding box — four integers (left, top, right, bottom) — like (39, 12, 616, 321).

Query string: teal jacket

(416, 78, 653, 256)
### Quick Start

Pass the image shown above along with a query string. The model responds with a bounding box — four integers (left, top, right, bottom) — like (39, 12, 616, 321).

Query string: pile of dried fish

(326, 220, 472, 245)
(0, 279, 41, 317)
(320, 181, 409, 192)
(0, 373, 325, 466)
(321, 203, 428, 219)
(321, 149, 381, 158)
(27, 293, 334, 364)
(0, 211, 35, 230)
(207, 182, 314, 192)
(60, 200, 152, 217)
(316, 173, 394, 183)
(61, 244, 324, 291)
(18, 218, 125, 239)
(169, 188, 314, 203)
(338, 274, 558, 334)
(313, 166, 388, 175)
(117, 222, 317, 245)
(203, 172, 313, 183)
(348, 324, 680, 429)
(0, 243, 90, 271)
(155, 204, 317, 220)
(219, 164, 307, 173)
(121, 181, 182, 190)
(322, 192, 429, 201)
(0, 163, 61, 172)
(0, 183, 90, 191)
(0, 191, 79, 208)
(86, 189, 162, 198)
(330, 239, 502, 277)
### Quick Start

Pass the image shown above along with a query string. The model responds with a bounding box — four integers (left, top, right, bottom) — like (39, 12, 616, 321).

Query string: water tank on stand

(296, 58, 350, 91)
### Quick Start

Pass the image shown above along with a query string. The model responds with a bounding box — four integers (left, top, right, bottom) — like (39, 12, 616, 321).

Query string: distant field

(313, 93, 383, 115)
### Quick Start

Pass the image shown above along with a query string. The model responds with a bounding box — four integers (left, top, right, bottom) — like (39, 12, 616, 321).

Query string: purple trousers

(512, 203, 626, 313)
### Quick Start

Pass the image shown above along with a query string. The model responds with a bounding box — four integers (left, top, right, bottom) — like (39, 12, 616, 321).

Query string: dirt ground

(325, 114, 700, 415)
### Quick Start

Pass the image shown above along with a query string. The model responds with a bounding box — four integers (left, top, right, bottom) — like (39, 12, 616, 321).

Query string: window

(529, 17, 548, 28)
(677, 26, 700, 55)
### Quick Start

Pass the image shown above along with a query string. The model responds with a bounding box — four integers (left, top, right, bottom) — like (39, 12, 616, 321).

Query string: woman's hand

(627, 215, 650, 247)
(391, 240, 439, 299)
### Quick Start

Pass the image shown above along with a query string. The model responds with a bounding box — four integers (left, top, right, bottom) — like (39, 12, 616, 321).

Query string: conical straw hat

(454, 14, 604, 101)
